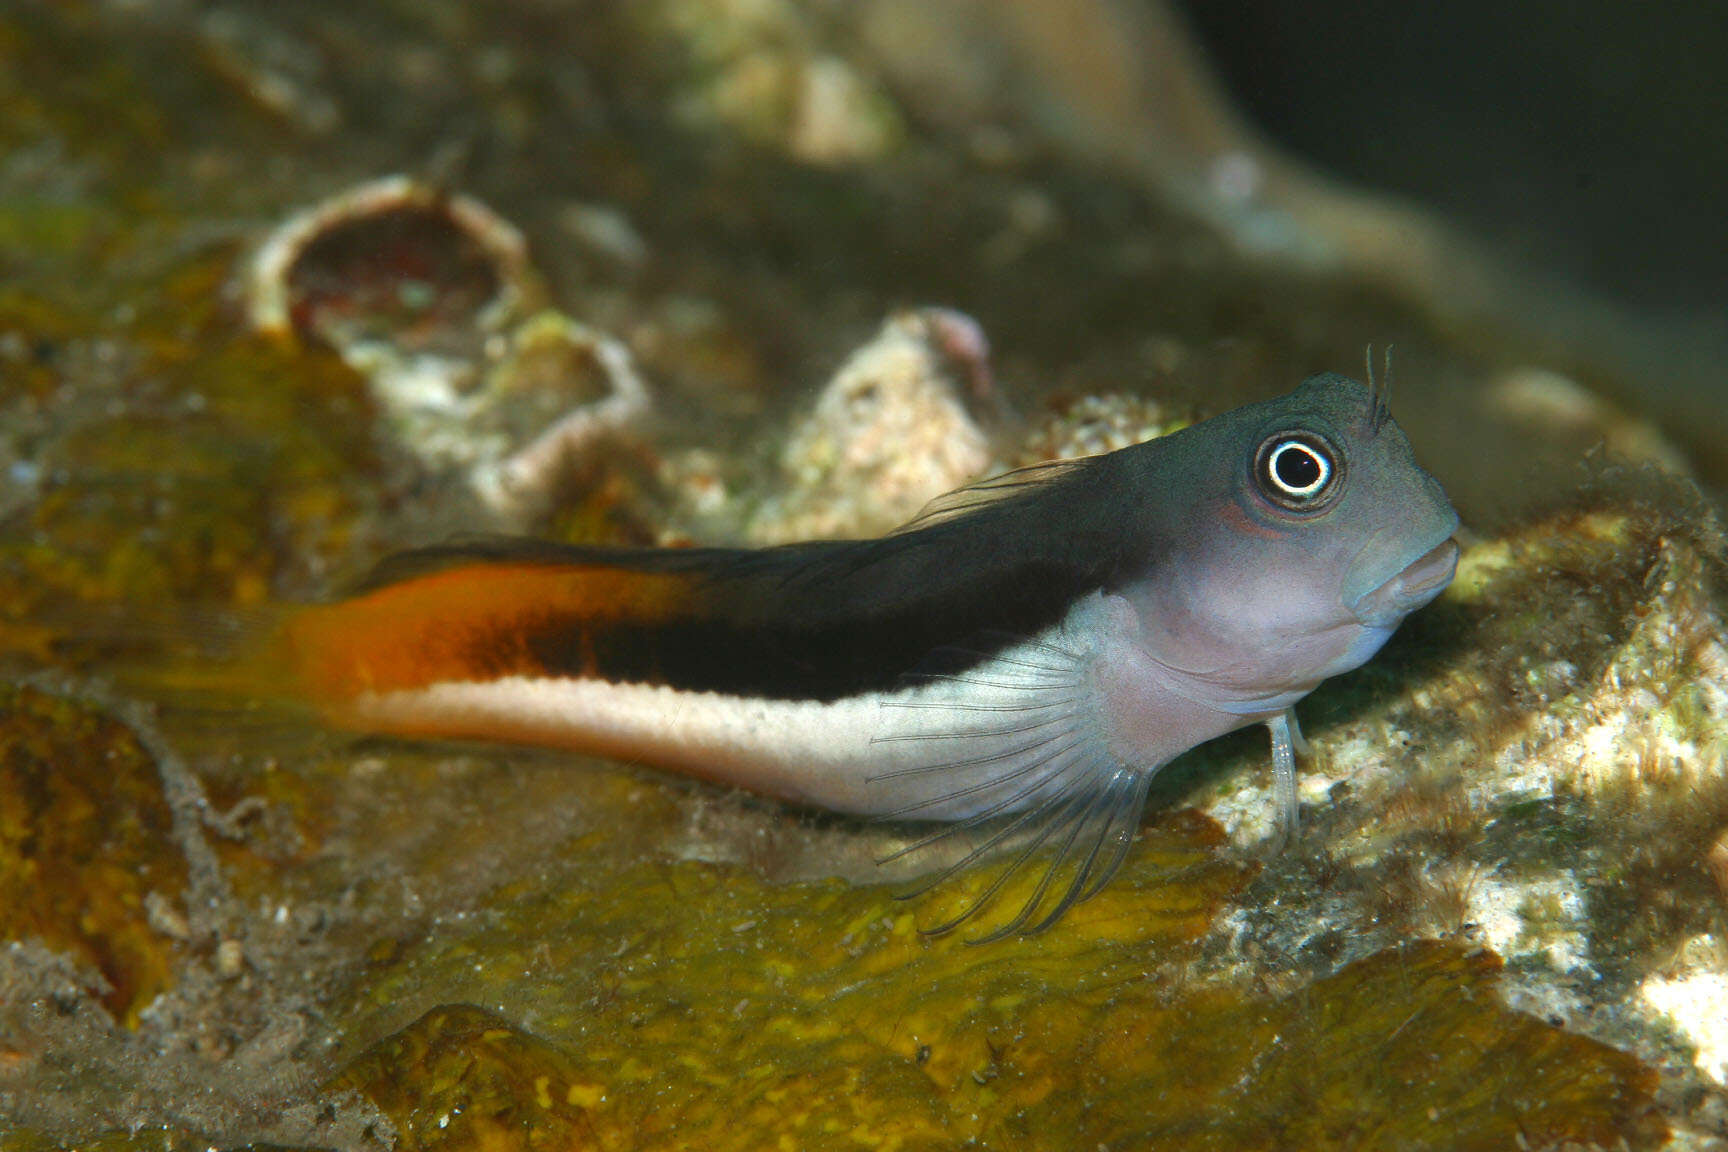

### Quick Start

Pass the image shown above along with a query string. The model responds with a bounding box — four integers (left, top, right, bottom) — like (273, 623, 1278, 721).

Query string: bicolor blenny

(284, 370, 1459, 936)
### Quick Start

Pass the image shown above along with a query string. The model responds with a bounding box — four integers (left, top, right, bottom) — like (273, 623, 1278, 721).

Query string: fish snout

(1350, 537, 1459, 626)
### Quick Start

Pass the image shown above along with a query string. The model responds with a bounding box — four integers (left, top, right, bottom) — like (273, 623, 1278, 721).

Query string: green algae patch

(313, 746, 1678, 1151)
(30, 335, 368, 607)
(333, 1004, 607, 1152)
(0, 1, 149, 268)
(330, 809, 1249, 1150)
(333, 918, 1658, 1152)
(329, 799, 1667, 1151)
(1082, 940, 1665, 1150)
(0, 284, 375, 667)
(0, 685, 187, 1026)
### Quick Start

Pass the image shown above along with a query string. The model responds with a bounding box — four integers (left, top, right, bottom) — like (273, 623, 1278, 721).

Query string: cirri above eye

(1255, 432, 1340, 510)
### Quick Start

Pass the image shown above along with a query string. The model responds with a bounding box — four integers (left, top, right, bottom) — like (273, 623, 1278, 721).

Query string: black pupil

(1275, 445, 1323, 490)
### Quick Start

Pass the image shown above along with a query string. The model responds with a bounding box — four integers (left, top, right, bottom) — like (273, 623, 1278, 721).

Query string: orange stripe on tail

(282, 562, 698, 719)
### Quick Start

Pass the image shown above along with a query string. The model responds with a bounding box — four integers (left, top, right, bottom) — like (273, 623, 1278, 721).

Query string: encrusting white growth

(246, 176, 653, 527)
(747, 308, 998, 545)
(1639, 936, 1728, 1088)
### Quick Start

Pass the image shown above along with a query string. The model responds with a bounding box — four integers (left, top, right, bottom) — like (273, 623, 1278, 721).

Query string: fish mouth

(1351, 537, 1460, 626)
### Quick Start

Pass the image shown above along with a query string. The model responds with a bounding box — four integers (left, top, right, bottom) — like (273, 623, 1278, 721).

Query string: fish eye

(1254, 432, 1341, 511)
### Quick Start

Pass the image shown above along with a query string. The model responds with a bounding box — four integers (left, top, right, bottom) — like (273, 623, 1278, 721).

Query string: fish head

(1125, 372, 1459, 700)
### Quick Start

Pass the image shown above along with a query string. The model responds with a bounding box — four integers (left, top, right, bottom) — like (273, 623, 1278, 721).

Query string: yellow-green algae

(0, 294, 1700, 1147)
(0, 7, 379, 661)
(334, 1005, 606, 1152)
(0, 11, 169, 231)
(0, 4, 1716, 1146)
(0, 685, 187, 1026)
(0, 286, 375, 665)
(325, 806, 1662, 1150)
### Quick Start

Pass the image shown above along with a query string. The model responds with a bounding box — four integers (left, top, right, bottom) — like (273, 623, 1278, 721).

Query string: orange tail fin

(282, 560, 698, 723)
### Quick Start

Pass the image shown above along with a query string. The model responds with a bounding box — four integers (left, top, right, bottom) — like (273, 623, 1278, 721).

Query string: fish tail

(36, 599, 317, 734)
(281, 557, 698, 723)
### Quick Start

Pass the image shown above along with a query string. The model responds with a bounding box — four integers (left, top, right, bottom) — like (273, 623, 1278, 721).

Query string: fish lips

(1349, 537, 1460, 627)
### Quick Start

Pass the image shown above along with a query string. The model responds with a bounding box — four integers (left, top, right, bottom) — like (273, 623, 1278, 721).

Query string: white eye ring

(1255, 432, 1341, 510)
(1267, 440, 1330, 496)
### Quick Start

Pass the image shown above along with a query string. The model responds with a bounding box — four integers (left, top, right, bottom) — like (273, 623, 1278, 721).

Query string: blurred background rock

(1181, 1, 1728, 317)
(1177, 0, 1728, 481)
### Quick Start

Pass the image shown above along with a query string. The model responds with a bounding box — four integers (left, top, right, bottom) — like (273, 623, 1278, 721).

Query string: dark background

(1175, 1, 1728, 320)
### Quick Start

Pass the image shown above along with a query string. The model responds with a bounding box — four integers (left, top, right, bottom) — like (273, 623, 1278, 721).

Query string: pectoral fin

(868, 634, 1151, 941)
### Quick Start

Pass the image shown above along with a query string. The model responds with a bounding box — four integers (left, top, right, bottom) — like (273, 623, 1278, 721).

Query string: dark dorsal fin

(347, 534, 735, 595)
(353, 451, 1106, 600)
(894, 458, 1092, 533)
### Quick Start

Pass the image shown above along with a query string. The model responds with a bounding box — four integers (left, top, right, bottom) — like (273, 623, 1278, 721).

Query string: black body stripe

(519, 547, 1104, 702)
(382, 450, 1153, 703)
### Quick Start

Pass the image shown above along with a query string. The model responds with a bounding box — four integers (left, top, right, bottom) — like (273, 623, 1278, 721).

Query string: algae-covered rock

(3, 1, 1726, 1148)
(333, 1005, 604, 1152)
(1085, 941, 1663, 1150)
(320, 805, 1671, 1149)
(1180, 485, 1728, 1141)
(327, 810, 1247, 1148)
(320, 885, 1671, 1150)
(0, 300, 374, 666)
(0, 685, 188, 1025)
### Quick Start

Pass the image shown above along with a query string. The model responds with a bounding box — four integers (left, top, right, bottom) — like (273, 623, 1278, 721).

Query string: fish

(281, 370, 1459, 937)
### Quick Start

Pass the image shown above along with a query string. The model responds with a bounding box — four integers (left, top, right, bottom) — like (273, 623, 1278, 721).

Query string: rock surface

(0, 2, 1723, 1149)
